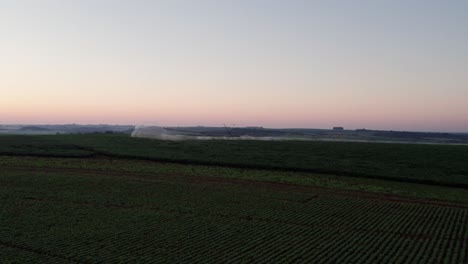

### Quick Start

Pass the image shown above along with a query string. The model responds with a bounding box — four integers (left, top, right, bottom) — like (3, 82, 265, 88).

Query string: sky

(1, 0, 467, 132)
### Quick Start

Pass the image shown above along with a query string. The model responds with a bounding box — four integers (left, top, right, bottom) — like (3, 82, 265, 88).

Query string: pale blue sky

(1, 0, 467, 131)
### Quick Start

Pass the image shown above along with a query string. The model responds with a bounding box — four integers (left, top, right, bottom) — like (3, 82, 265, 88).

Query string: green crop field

(1, 134, 468, 188)
(0, 134, 467, 263)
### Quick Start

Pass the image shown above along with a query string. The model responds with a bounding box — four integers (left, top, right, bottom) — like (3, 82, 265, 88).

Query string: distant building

(333, 127, 344, 131)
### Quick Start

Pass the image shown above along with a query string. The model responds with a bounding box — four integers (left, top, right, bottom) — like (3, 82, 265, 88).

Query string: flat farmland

(2, 134, 468, 188)
(1, 154, 467, 263)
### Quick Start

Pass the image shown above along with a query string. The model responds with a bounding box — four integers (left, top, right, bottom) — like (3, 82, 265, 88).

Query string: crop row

(1, 190, 466, 263)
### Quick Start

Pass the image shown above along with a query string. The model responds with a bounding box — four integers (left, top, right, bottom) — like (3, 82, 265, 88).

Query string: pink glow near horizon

(2, 104, 467, 132)
(1, 1, 468, 132)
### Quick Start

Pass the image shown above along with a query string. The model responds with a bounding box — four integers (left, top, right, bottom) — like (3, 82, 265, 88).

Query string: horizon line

(1, 123, 467, 134)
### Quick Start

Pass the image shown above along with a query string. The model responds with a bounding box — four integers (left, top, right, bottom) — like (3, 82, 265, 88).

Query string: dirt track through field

(3, 164, 468, 209)
(2, 157, 468, 263)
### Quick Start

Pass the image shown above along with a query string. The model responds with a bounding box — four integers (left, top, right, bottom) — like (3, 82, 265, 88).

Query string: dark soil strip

(3, 146, 468, 189)
(4, 165, 468, 209)
(188, 175, 468, 209)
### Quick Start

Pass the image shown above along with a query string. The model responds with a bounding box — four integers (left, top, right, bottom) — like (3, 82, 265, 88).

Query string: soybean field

(0, 135, 467, 263)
